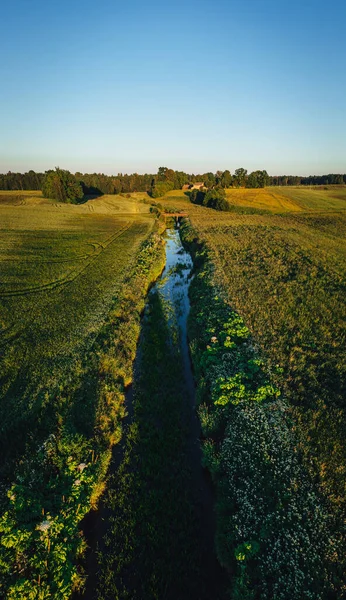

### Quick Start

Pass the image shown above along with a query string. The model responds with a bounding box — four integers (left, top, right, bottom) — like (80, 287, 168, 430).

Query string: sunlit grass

(0, 191, 156, 466)
(177, 191, 346, 518)
(0, 201, 153, 404)
(225, 187, 302, 212)
(277, 185, 346, 210)
(0, 192, 164, 598)
(160, 186, 346, 214)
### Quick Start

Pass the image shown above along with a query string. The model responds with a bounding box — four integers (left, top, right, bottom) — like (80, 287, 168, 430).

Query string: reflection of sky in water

(159, 229, 193, 327)
(154, 227, 195, 395)
(151, 229, 193, 374)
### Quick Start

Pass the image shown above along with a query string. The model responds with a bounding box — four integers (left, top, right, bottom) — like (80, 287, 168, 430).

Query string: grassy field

(0, 191, 165, 598)
(163, 186, 346, 597)
(276, 185, 346, 211)
(160, 187, 346, 513)
(225, 185, 346, 212)
(181, 220, 343, 599)
(162, 185, 346, 213)
(1, 186, 346, 597)
(0, 193, 153, 463)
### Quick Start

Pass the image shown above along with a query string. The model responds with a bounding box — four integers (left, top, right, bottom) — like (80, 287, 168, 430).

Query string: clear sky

(1, 0, 345, 175)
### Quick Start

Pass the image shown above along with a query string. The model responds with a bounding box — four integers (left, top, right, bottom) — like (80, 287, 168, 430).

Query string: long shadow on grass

(94, 289, 227, 600)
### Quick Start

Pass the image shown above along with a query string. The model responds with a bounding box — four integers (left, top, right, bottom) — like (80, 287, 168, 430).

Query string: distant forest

(1, 167, 345, 195)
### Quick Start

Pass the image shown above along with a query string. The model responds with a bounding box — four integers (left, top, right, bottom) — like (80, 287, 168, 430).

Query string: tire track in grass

(0, 222, 133, 297)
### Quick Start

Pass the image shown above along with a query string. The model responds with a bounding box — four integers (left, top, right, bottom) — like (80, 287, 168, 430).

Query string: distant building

(182, 182, 205, 190)
(190, 182, 205, 189)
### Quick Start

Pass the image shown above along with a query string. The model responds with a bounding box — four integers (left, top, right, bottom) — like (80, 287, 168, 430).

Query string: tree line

(0, 167, 345, 202)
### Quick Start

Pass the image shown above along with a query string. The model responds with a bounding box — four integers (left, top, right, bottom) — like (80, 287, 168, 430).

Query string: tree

(220, 170, 233, 188)
(246, 171, 260, 188)
(246, 170, 269, 188)
(259, 170, 269, 187)
(157, 167, 168, 181)
(202, 172, 216, 188)
(42, 168, 83, 203)
(233, 168, 248, 187)
(173, 171, 188, 189)
(149, 180, 174, 198)
(190, 189, 205, 205)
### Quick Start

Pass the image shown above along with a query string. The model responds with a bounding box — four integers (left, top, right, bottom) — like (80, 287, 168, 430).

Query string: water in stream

(156, 226, 219, 561)
(82, 226, 226, 600)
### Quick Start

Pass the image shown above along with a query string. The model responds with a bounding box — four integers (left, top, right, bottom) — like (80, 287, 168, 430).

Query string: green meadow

(1, 186, 346, 598)
(0, 192, 165, 598)
(161, 187, 346, 513)
(0, 193, 153, 457)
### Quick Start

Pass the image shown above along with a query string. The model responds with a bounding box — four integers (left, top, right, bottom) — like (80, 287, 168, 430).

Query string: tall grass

(0, 194, 164, 598)
(181, 220, 345, 599)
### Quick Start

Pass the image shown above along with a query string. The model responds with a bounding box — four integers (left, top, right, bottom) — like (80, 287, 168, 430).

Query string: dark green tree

(247, 170, 270, 188)
(204, 187, 229, 210)
(220, 169, 233, 188)
(157, 167, 168, 181)
(246, 171, 259, 188)
(202, 172, 216, 188)
(190, 189, 205, 205)
(42, 168, 83, 203)
(149, 180, 174, 198)
(233, 167, 248, 187)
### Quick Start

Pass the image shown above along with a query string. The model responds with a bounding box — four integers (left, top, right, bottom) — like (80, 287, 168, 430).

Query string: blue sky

(1, 0, 345, 175)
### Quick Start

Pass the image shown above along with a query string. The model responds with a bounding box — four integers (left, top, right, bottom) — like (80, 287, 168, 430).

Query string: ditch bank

(80, 225, 227, 599)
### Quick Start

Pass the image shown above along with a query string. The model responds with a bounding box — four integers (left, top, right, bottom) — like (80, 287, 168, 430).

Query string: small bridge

(162, 212, 189, 227)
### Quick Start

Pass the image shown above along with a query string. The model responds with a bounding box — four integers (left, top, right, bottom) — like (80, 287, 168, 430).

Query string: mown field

(0, 191, 165, 598)
(224, 185, 346, 213)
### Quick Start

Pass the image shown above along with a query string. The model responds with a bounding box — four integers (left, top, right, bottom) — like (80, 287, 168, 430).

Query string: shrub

(190, 189, 206, 205)
(204, 188, 229, 211)
(189, 187, 229, 211)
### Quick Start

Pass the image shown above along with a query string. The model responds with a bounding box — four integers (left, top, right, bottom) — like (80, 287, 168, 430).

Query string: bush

(190, 189, 205, 205)
(189, 187, 229, 211)
(204, 188, 229, 211)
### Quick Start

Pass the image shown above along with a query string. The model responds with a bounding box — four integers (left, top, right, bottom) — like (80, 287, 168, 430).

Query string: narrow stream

(80, 225, 226, 599)
(156, 226, 218, 555)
